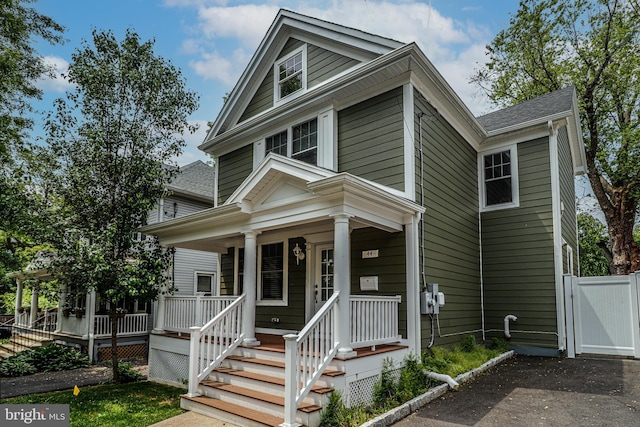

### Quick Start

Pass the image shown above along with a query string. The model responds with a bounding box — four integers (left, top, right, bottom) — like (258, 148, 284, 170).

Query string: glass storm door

(314, 245, 334, 314)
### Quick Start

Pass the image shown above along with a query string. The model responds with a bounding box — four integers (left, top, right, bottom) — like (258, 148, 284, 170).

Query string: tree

(44, 29, 198, 381)
(472, 0, 640, 274)
(1, 0, 64, 289)
(577, 213, 611, 276)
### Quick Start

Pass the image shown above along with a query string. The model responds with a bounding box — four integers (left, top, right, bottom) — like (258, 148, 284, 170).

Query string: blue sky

(31, 0, 520, 165)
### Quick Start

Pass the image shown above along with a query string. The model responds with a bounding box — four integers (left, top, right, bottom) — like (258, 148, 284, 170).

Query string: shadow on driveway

(395, 355, 640, 427)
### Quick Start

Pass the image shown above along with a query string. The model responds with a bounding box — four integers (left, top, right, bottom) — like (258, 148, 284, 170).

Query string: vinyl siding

(172, 248, 218, 296)
(350, 228, 408, 338)
(482, 137, 557, 348)
(415, 92, 481, 348)
(217, 144, 254, 204)
(307, 44, 359, 88)
(239, 39, 360, 123)
(165, 195, 211, 219)
(219, 248, 236, 296)
(558, 127, 578, 276)
(338, 87, 404, 191)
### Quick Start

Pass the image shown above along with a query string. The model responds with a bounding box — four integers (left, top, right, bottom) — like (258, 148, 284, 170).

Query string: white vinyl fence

(564, 273, 640, 358)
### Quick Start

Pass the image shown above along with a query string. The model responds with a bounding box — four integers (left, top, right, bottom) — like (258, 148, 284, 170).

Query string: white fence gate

(564, 273, 640, 358)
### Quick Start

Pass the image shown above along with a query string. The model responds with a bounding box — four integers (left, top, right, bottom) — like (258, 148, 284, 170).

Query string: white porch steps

(181, 346, 344, 427)
(0, 332, 53, 360)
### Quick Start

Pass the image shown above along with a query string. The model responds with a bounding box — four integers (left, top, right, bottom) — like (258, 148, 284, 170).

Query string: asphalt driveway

(395, 355, 640, 427)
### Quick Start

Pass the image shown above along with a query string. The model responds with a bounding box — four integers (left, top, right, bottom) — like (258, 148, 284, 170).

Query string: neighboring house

(142, 10, 585, 427)
(6, 161, 217, 362)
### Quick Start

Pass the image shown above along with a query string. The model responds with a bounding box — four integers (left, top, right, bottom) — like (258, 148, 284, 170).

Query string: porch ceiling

(141, 156, 424, 251)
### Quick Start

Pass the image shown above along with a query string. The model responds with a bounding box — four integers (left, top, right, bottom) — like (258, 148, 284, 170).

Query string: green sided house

(142, 9, 586, 427)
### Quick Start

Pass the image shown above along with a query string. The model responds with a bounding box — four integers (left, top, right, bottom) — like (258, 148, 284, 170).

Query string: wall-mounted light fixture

(292, 243, 305, 265)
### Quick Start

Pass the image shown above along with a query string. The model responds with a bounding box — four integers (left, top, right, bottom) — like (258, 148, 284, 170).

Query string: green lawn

(2, 381, 185, 427)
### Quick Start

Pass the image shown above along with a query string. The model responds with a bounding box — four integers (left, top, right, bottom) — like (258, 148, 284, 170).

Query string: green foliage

(489, 337, 510, 353)
(458, 334, 477, 353)
(42, 28, 197, 381)
(423, 338, 503, 378)
(107, 361, 144, 384)
(372, 357, 398, 407)
(3, 381, 185, 427)
(472, 0, 640, 274)
(319, 392, 371, 427)
(0, 345, 90, 377)
(578, 213, 611, 276)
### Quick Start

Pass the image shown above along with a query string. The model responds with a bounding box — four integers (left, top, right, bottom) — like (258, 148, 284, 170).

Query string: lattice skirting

(348, 368, 401, 407)
(148, 348, 189, 387)
(97, 343, 147, 361)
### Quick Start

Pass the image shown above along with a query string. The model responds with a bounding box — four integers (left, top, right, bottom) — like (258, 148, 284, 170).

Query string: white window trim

(479, 144, 520, 212)
(273, 45, 307, 105)
(257, 240, 288, 306)
(194, 271, 217, 295)
(234, 247, 244, 296)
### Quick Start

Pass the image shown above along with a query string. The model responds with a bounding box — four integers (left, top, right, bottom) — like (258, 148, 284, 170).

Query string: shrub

(115, 361, 144, 383)
(458, 335, 477, 353)
(320, 391, 370, 427)
(0, 345, 90, 377)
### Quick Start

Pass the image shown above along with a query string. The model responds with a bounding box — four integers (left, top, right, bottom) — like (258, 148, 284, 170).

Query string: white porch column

(242, 230, 260, 346)
(405, 213, 421, 354)
(333, 214, 356, 358)
(29, 283, 39, 326)
(15, 277, 23, 318)
(56, 283, 66, 333)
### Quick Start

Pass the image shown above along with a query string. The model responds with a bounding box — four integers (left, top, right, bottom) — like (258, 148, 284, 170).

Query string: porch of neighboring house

(149, 293, 409, 427)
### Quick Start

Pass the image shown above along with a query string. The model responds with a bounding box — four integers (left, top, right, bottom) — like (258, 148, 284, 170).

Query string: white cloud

(189, 48, 250, 84)
(197, 4, 279, 48)
(36, 56, 73, 93)
(174, 119, 212, 166)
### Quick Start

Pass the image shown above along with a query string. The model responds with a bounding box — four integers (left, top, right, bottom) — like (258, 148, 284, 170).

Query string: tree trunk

(110, 306, 119, 383)
(604, 195, 638, 275)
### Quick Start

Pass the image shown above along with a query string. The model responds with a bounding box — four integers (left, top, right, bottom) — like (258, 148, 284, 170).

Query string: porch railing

(165, 295, 237, 333)
(282, 291, 340, 427)
(350, 295, 402, 349)
(187, 294, 245, 397)
(94, 313, 148, 337)
(15, 311, 29, 327)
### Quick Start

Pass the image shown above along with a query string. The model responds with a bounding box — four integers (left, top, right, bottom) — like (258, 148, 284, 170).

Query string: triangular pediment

(225, 154, 335, 208)
(203, 9, 404, 142)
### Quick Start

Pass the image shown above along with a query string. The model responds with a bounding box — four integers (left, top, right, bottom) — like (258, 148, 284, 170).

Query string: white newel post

(242, 230, 260, 346)
(29, 282, 39, 326)
(195, 293, 203, 327)
(333, 214, 355, 358)
(187, 325, 201, 397)
(15, 278, 23, 319)
(56, 283, 66, 333)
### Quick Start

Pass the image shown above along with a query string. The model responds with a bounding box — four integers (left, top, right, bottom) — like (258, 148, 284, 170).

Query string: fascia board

(140, 203, 245, 237)
(165, 186, 214, 205)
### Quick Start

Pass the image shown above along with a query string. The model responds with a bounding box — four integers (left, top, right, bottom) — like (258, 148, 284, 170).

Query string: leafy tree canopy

(472, 0, 640, 274)
(43, 28, 198, 381)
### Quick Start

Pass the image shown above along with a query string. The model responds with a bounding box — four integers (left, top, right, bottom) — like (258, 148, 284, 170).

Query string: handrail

(94, 313, 148, 337)
(187, 294, 245, 397)
(350, 295, 402, 349)
(282, 291, 340, 427)
(165, 296, 238, 333)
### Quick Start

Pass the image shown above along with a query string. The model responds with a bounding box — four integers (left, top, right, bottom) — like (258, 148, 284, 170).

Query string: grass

(2, 381, 185, 427)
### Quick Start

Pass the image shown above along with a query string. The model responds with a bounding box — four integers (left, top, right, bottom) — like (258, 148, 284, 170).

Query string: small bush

(0, 345, 90, 377)
(115, 361, 144, 383)
(320, 392, 370, 427)
(372, 358, 398, 408)
(490, 337, 510, 353)
(458, 335, 477, 353)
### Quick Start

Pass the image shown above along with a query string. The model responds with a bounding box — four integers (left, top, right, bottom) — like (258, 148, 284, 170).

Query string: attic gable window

(274, 46, 306, 103)
(480, 146, 519, 211)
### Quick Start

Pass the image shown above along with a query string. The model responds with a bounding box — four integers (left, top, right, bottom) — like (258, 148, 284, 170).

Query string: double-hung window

(258, 242, 287, 304)
(481, 146, 519, 210)
(276, 48, 305, 101)
(265, 118, 318, 165)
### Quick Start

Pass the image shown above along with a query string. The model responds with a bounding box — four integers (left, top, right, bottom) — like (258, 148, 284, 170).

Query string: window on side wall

(195, 272, 216, 295)
(258, 242, 286, 305)
(481, 146, 519, 211)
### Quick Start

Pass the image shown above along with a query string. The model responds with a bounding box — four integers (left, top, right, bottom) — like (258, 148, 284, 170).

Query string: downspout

(479, 211, 486, 341)
(504, 314, 517, 338)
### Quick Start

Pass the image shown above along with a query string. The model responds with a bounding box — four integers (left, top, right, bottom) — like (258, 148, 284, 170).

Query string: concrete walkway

(394, 355, 640, 427)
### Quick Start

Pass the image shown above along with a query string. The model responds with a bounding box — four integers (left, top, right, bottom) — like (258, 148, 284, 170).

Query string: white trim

(257, 239, 289, 306)
(233, 247, 244, 296)
(478, 144, 520, 212)
(403, 82, 416, 201)
(549, 120, 566, 351)
(318, 108, 336, 171)
(274, 45, 307, 106)
(194, 271, 217, 295)
(404, 214, 420, 354)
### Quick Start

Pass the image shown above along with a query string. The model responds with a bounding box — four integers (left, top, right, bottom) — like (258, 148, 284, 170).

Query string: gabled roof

(477, 86, 575, 132)
(167, 160, 215, 203)
(202, 9, 404, 146)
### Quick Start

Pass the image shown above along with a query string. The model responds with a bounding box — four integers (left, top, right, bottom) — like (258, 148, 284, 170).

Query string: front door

(314, 244, 334, 314)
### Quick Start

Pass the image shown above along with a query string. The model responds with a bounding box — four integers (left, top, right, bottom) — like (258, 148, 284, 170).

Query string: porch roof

(141, 154, 424, 252)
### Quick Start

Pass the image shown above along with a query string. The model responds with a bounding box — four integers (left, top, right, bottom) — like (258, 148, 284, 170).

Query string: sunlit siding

(558, 127, 578, 276)
(415, 92, 481, 348)
(482, 137, 557, 348)
(338, 87, 404, 191)
(307, 44, 359, 88)
(217, 145, 254, 205)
